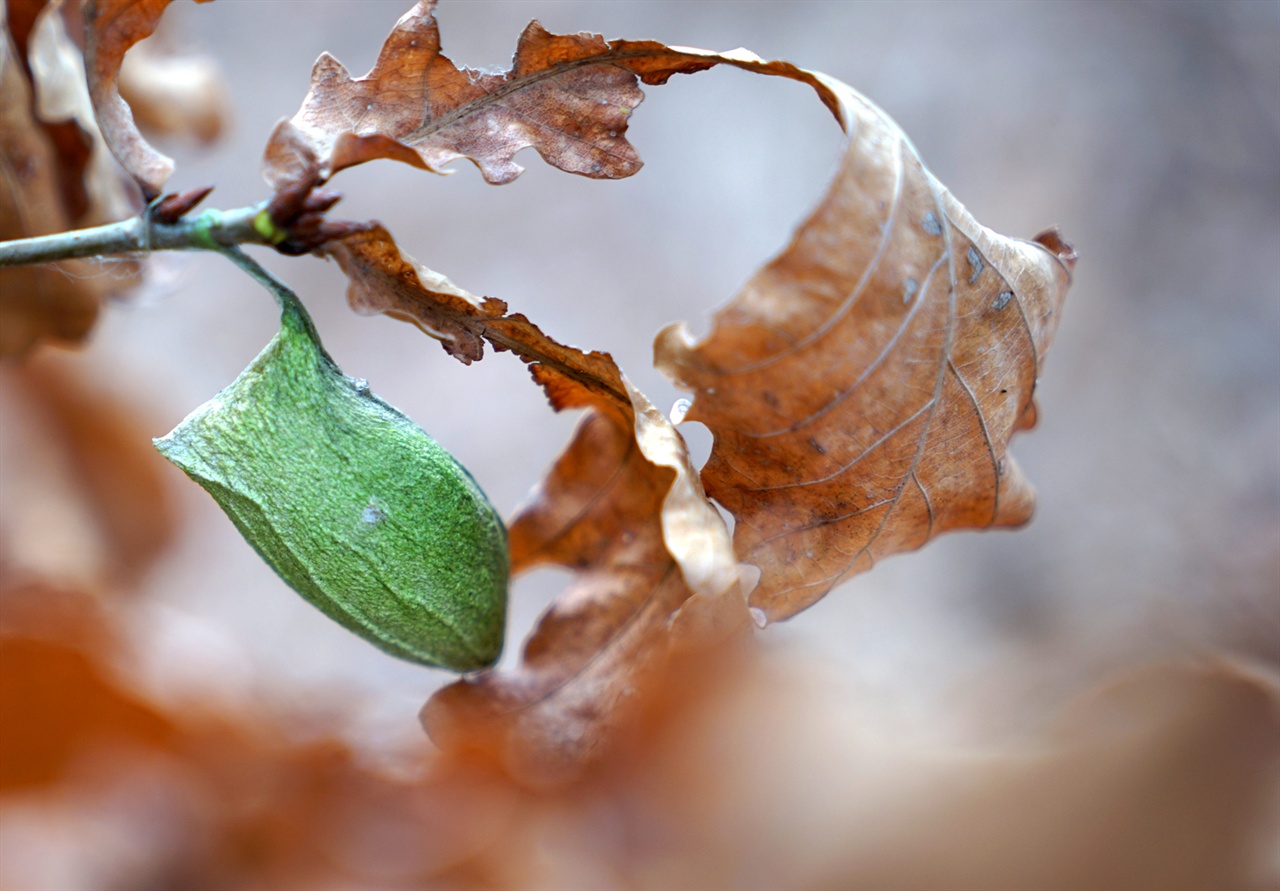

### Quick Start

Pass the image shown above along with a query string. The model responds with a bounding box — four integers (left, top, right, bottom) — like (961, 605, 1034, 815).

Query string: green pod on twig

(155, 264, 507, 672)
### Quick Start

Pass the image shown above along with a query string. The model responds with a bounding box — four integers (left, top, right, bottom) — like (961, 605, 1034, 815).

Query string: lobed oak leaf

(314, 13, 1074, 771)
(261, 0, 736, 190)
(655, 74, 1076, 622)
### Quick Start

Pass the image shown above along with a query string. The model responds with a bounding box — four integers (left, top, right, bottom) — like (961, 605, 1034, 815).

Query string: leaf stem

(0, 204, 276, 268)
(209, 244, 322, 345)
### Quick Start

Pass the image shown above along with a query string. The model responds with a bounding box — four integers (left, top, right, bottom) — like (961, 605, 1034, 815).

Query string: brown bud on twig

(151, 186, 215, 224)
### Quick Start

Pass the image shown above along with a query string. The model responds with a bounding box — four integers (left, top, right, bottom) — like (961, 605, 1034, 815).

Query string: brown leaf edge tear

(324, 224, 631, 400)
(656, 73, 1075, 622)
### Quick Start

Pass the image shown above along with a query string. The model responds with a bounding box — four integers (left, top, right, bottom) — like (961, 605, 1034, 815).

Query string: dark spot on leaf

(993, 290, 1014, 311)
(921, 211, 943, 235)
(808, 437, 825, 455)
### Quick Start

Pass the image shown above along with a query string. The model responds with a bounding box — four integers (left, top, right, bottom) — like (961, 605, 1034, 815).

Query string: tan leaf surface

(0, 19, 99, 356)
(261, 0, 838, 190)
(30, 0, 141, 225)
(656, 75, 1076, 622)
(425, 377, 742, 782)
(83, 0, 212, 198)
(325, 224, 631, 411)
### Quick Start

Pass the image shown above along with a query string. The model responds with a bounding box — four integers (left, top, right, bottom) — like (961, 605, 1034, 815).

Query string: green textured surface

(155, 301, 508, 672)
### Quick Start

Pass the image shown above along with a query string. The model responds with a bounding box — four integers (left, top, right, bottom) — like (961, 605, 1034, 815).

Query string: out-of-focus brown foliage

(4, 588, 1276, 889)
(2, 3, 101, 357)
(117, 37, 228, 147)
(1, 0, 225, 357)
(0, 352, 175, 590)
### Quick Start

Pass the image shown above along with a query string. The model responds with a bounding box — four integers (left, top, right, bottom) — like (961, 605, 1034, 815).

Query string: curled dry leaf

(0, 18, 99, 356)
(425, 382, 743, 782)
(83, 0, 213, 199)
(313, 11, 1074, 772)
(326, 223, 743, 777)
(29, 0, 141, 226)
(262, 0, 743, 189)
(656, 74, 1075, 622)
(325, 224, 627, 409)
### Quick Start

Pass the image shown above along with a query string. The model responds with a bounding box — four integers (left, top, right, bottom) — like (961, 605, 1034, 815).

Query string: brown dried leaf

(325, 224, 631, 412)
(655, 76, 1076, 622)
(30, 0, 141, 226)
(262, 0, 744, 189)
(329, 223, 743, 778)
(424, 371, 742, 782)
(0, 22, 100, 356)
(318, 16, 1074, 769)
(83, 0, 212, 199)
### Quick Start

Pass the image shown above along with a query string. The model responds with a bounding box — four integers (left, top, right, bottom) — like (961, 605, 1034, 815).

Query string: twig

(0, 204, 279, 269)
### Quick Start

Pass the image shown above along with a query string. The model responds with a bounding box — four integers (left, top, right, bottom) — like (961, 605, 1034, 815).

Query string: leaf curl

(83, 0, 212, 198)
(655, 75, 1076, 622)
(423, 379, 743, 783)
(261, 0, 839, 190)
(324, 224, 632, 412)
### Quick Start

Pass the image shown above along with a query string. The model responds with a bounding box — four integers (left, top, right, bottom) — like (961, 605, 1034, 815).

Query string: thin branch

(211, 243, 323, 347)
(0, 204, 278, 269)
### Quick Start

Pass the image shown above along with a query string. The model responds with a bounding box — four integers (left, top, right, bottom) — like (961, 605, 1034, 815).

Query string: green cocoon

(155, 282, 507, 672)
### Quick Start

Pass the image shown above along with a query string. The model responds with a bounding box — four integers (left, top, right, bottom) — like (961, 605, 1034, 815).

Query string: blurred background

(2, 1, 1277, 888)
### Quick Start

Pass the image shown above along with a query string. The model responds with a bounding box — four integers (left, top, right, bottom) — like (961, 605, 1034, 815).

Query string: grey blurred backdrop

(81, 1, 1278, 752)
